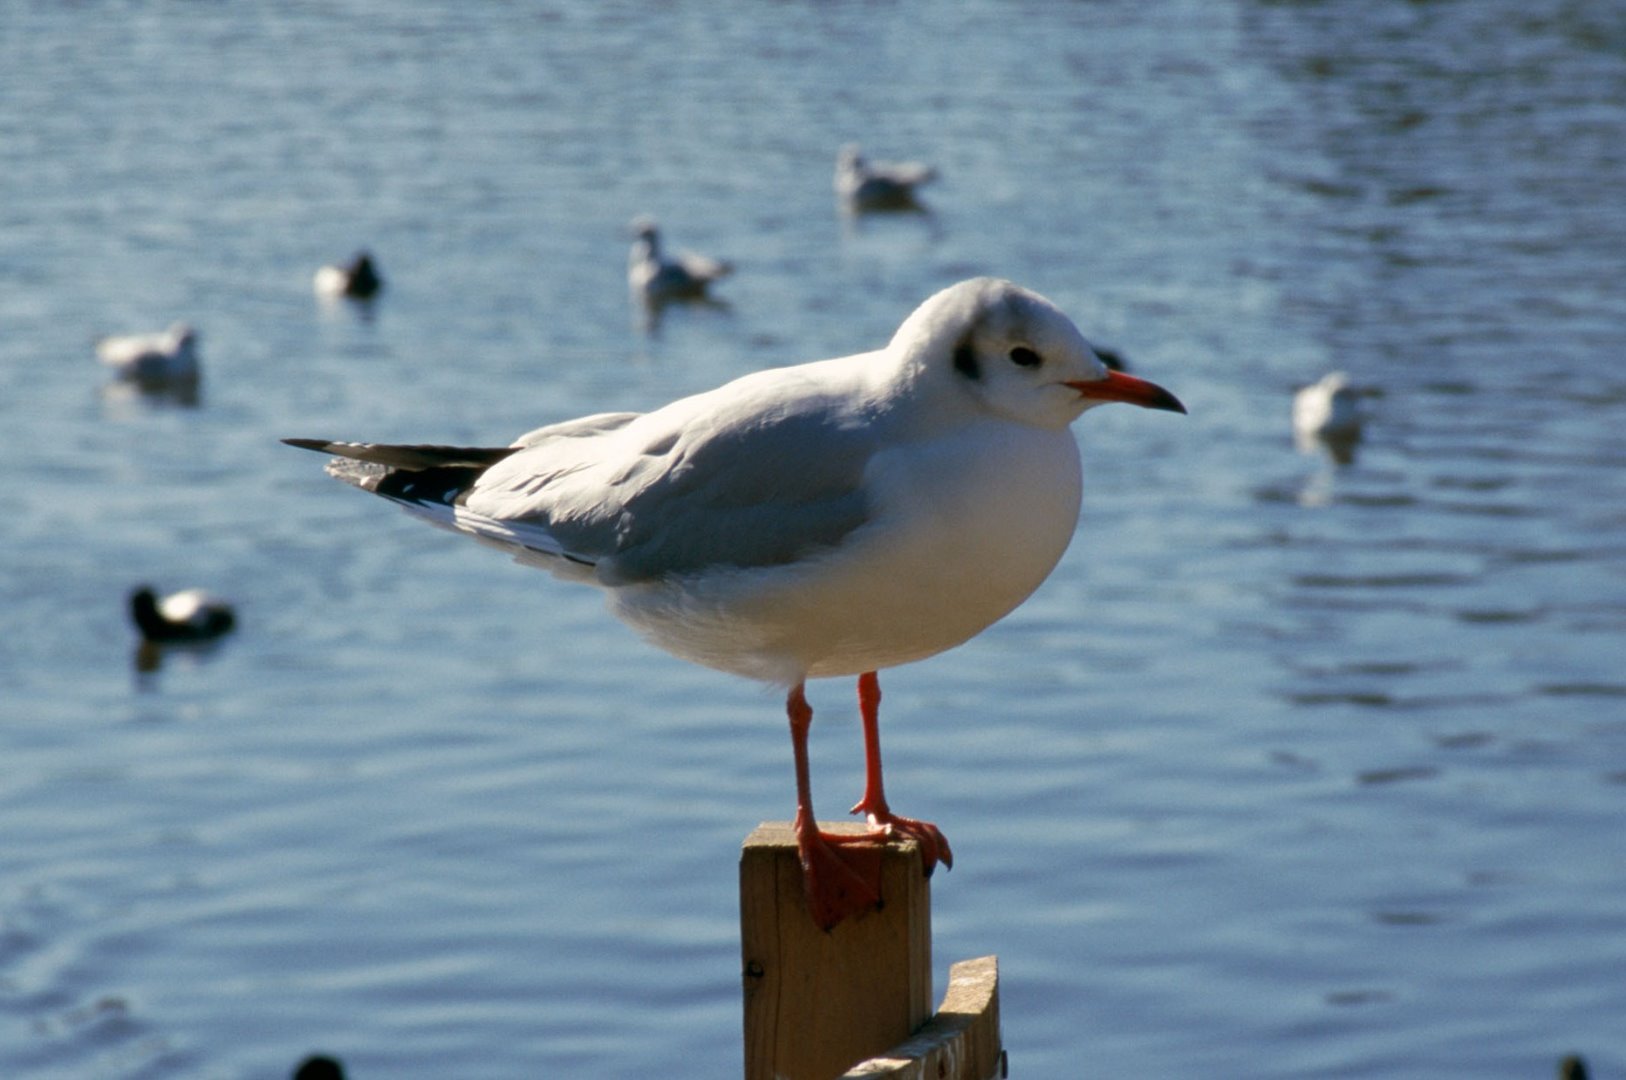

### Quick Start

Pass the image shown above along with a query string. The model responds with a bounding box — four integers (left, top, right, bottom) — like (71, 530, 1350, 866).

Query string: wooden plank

(839, 955, 1004, 1080)
(741, 821, 932, 1080)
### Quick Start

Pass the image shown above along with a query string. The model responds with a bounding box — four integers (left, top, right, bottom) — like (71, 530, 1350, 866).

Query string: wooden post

(840, 955, 1005, 1079)
(741, 821, 932, 1080)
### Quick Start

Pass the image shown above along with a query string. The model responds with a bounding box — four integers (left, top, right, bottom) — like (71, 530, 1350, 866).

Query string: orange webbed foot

(794, 811, 884, 930)
(849, 801, 954, 876)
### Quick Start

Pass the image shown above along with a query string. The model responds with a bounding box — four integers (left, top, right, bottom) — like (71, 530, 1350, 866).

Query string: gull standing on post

(285, 278, 1185, 929)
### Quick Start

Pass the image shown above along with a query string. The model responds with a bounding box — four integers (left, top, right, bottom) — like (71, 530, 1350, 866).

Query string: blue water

(3, 2, 1624, 1077)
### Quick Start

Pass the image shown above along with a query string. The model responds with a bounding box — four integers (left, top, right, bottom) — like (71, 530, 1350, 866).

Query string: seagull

(129, 586, 236, 643)
(835, 143, 938, 212)
(627, 216, 732, 307)
(284, 277, 1185, 929)
(1293, 371, 1365, 458)
(95, 322, 200, 388)
(314, 251, 384, 300)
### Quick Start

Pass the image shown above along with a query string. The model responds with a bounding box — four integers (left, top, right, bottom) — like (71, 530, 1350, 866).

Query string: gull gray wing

(461, 365, 885, 584)
(508, 411, 641, 449)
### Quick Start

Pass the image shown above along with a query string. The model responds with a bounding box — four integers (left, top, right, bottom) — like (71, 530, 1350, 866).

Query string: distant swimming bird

(627, 217, 732, 307)
(1293, 371, 1365, 453)
(1558, 1055, 1589, 1080)
(129, 586, 236, 643)
(96, 322, 200, 387)
(293, 1054, 345, 1080)
(315, 251, 384, 300)
(835, 144, 937, 212)
(284, 277, 1185, 930)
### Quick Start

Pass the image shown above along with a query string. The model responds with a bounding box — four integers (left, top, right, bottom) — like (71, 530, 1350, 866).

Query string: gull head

(894, 278, 1185, 430)
(629, 215, 661, 248)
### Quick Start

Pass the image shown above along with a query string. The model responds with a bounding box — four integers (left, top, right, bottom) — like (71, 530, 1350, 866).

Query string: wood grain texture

(741, 821, 931, 1080)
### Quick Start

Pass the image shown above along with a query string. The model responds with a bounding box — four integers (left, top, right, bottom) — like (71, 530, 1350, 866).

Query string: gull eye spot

(953, 343, 981, 380)
(1008, 346, 1043, 368)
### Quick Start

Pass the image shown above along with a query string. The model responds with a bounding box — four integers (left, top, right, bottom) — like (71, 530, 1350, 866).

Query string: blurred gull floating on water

(95, 321, 200, 390)
(1293, 370, 1365, 461)
(835, 143, 937, 212)
(626, 216, 732, 308)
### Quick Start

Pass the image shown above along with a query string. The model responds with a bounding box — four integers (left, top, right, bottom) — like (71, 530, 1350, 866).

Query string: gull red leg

(848, 671, 953, 875)
(787, 681, 882, 930)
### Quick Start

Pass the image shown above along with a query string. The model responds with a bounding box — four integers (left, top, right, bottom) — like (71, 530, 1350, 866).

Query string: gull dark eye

(1008, 346, 1042, 368)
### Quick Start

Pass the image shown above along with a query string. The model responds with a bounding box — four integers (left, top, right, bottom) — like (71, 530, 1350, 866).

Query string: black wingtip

(283, 438, 333, 452)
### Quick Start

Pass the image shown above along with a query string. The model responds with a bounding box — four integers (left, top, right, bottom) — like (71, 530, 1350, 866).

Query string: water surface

(2, 2, 1623, 1077)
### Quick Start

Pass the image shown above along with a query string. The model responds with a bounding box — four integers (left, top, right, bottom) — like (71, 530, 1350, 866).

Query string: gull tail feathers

(281, 438, 517, 503)
(282, 438, 591, 577)
(679, 252, 733, 283)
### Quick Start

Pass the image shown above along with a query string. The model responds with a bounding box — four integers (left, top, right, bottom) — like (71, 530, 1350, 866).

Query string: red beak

(1065, 370, 1187, 414)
